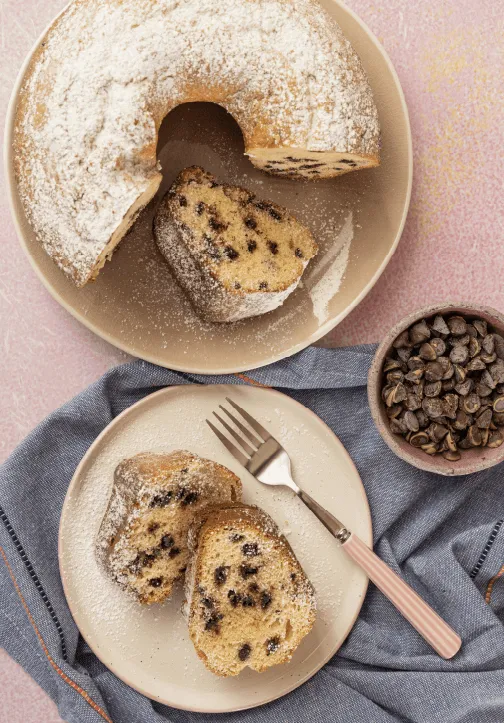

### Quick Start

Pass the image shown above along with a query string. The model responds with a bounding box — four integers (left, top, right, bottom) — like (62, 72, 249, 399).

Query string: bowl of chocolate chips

(368, 303, 504, 475)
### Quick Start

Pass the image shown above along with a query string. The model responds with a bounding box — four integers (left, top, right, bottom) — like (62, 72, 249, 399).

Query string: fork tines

(206, 398, 270, 466)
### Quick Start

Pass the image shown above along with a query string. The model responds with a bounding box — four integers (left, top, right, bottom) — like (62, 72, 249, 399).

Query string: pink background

(0, 0, 503, 720)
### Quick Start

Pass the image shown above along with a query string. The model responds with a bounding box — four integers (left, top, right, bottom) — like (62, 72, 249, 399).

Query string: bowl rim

(368, 301, 504, 476)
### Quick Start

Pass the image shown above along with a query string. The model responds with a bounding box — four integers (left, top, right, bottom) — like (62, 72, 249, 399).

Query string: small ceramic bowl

(368, 302, 504, 476)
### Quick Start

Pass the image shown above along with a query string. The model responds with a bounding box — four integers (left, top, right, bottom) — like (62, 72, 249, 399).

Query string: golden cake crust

(13, 0, 379, 285)
(96, 451, 242, 604)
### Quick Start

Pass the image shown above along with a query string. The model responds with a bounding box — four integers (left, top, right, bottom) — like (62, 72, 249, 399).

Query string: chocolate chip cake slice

(185, 504, 316, 676)
(153, 167, 318, 322)
(96, 452, 242, 604)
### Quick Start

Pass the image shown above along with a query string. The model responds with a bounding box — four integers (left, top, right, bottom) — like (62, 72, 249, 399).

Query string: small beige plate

(5, 0, 411, 374)
(59, 384, 372, 713)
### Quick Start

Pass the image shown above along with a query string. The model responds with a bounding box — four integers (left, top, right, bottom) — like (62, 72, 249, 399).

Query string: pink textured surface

(0, 1, 502, 721)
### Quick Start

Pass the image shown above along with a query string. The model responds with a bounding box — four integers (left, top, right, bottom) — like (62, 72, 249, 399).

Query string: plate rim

(4, 0, 413, 375)
(58, 383, 372, 713)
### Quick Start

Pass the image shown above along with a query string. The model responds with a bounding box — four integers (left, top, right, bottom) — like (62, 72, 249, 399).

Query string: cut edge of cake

(95, 451, 242, 604)
(153, 166, 318, 322)
(184, 503, 317, 676)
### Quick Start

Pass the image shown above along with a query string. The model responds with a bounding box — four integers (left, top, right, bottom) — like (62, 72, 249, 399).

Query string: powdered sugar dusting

(308, 210, 353, 324)
(15, 0, 379, 283)
(60, 386, 370, 702)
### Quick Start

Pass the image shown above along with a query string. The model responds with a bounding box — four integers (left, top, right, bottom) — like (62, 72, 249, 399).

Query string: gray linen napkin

(1, 346, 504, 723)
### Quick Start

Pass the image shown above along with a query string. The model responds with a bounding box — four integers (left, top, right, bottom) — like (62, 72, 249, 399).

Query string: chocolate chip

(242, 542, 259, 557)
(234, 282, 241, 290)
(247, 240, 257, 253)
(242, 595, 256, 607)
(473, 319, 488, 337)
(178, 195, 187, 207)
(455, 379, 474, 397)
(290, 573, 297, 581)
(299, 163, 325, 169)
(150, 492, 172, 507)
(248, 583, 259, 593)
(285, 156, 302, 162)
(240, 564, 258, 578)
(244, 217, 257, 229)
(462, 394, 481, 415)
(230, 533, 245, 542)
(181, 491, 199, 506)
(161, 534, 174, 549)
(254, 201, 272, 211)
(209, 217, 225, 232)
(225, 246, 239, 260)
(205, 613, 223, 632)
(210, 181, 219, 188)
(450, 346, 469, 365)
(447, 316, 467, 336)
(168, 547, 181, 558)
(228, 589, 242, 607)
(261, 592, 272, 609)
(129, 552, 154, 573)
(268, 208, 282, 221)
(267, 241, 279, 255)
(238, 644, 251, 661)
(214, 566, 229, 585)
(149, 577, 163, 587)
(266, 636, 280, 654)
(202, 597, 214, 609)
(422, 397, 444, 418)
(148, 522, 160, 534)
(410, 431, 430, 447)
(295, 248, 304, 258)
(258, 281, 268, 290)
(424, 361, 444, 382)
(195, 202, 205, 215)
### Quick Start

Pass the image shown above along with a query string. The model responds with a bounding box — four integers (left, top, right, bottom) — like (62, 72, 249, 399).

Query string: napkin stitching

(235, 373, 270, 387)
(485, 563, 504, 605)
(470, 519, 504, 579)
(0, 546, 113, 723)
(0, 505, 68, 661)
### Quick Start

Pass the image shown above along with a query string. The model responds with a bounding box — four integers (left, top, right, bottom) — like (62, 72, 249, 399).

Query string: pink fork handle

(342, 533, 461, 659)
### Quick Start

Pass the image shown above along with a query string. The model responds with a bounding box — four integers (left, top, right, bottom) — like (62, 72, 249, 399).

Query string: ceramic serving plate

(59, 384, 372, 712)
(5, 0, 412, 374)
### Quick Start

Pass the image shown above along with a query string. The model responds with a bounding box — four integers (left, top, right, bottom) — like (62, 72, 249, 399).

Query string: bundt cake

(153, 166, 318, 322)
(96, 451, 242, 604)
(13, 0, 380, 286)
(185, 504, 316, 676)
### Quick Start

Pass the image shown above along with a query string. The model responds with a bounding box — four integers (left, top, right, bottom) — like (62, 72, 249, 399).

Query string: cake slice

(153, 167, 318, 322)
(96, 451, 242, 604)
(185, 504, 316, 676)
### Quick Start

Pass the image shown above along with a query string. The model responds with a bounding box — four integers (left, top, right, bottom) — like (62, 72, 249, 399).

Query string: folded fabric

(1, 346, 504, 723)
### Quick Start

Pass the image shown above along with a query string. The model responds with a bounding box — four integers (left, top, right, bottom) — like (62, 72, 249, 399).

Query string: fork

(207, 397, 462, 660)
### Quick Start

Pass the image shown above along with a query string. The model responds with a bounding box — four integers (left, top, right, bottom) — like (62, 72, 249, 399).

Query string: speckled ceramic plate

(5, 0, 411, 374)
(59, 385, 372, 712)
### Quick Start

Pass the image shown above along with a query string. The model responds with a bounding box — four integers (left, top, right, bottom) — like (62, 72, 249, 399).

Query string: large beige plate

(5, 1, 411, 374)
(59, 385, 372, 712)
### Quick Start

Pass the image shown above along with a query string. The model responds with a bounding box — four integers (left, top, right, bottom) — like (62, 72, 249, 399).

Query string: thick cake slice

(153, 167, 318, 322)
(96, 451, 242, 604)
(185, 504, 316, 676)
